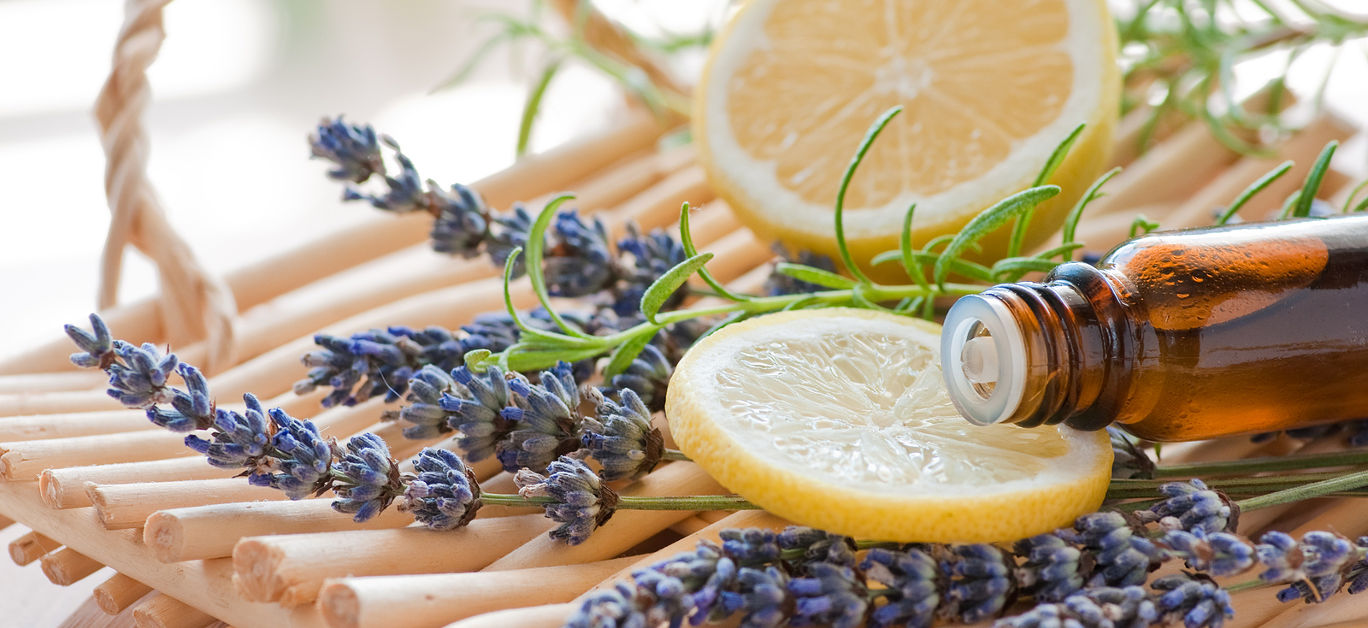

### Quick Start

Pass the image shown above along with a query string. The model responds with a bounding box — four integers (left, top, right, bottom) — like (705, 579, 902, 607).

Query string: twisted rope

(94, 0, 237, 373)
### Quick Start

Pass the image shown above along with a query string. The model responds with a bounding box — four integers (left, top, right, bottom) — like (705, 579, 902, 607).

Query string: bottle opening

(940, 294, 1027, 426)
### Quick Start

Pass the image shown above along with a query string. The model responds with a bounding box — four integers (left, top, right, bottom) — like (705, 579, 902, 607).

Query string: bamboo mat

(2, 100, 1367, 627)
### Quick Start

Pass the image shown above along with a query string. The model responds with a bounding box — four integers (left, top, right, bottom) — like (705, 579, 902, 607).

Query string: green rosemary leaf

(1277, 189, 1302, 220)
(516, 326, 594, 350)
(699, 311, 751, 340)
(463, 349, 493, 371)
(603, 333, 654, 380)
(678, 203, 749, 302)
(1354, 194, 1368, 214)
(503, 346, 606, 374)
(898, 202, 930, 291)
(992, 257, 1063, 280)
(780, 295, 822, 312)
(1061, 166, 1122, 252)
(641, 252, 714, 324)
(524, 194, 594, 339)
(1290, 140, 1338, 218)
(432, 29, 516, 92)
(1008, 124, 1084, 258)
(933, 185, 1060, 289)
(1036, 242, 1086, 261)
(872, 250, 996, 284)
(772, 263, 857, 290)
(1129, 215, 1160, 239)
(501, 248, 535, 334)
(1217, 160, 1292, 225)
(1340, 178, 1368, 213)
(516, 59, 564, 158)
(833, 106, 903, 285)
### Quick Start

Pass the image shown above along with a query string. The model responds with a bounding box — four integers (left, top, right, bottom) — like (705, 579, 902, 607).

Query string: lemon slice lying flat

(666, 308, 1111, 542)
(695, 0, 1119, 274)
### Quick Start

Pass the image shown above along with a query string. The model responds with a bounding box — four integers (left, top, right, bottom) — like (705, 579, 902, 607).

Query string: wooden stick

(0, 389, 127, 416)
(94, 572, 154, 615)
(130, 592, 216, 628)
(9, 529, 59, 565)
(0, 370, 107, 395)
(232, 514, 555, 606)
(0, 409, 162, 442)
(88, 478, 286, 530)
(667, 516, 714, 537)
(1088, 121, 1241, 216)
(318, 556, 639, 628)
(1108, 103, 1189, 168)
(145, 500, 414, 564)
(604, 167, 715, 236)
(0, 513, 12, 530)
(441, 603, 574, 628)
(40, 546, 105, 585)
(1, 431, 194, 482)
(57, 593, 141, 628)
(0, 109, 667, 377)
(482, 461, 726, 571)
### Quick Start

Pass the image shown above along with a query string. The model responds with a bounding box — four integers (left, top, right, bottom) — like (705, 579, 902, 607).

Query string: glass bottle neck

(941, 263, 1136, 431)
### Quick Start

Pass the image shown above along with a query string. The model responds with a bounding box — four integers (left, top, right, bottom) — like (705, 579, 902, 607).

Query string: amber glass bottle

(940, 215, 1368, 441)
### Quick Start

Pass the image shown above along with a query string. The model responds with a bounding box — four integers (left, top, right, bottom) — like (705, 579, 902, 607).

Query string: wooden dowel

(0, 370, 107, 395)
(1092, 122, 1243, 215)
(9, 529, 59, 565)
(604, 167, 715, 236)
(41, 457, 237, 510)
(130, 592, 216, 628)
(482, 461, 726, 571)
(318, 556, 638, 628)
(145, 500, 414, 563)
(1108, 103, 1188, 168)
(88, 478, 286, 530)
(0, 409, 162, 442)
(668, 516, 714, 536)
(442, 603, 575, 628)
(1, 431, 195, 482)
(0, 110, 666, 377)
(232, 514, 555, 606)
(40, 546, 105, 585)
(0, 389, 126, 416)
(94, 572, 154, 615)
(0, 513, 12, 530)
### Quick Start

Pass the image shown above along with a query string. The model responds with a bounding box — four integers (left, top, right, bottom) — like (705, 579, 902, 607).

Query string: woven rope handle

(94, 0, 237, 372)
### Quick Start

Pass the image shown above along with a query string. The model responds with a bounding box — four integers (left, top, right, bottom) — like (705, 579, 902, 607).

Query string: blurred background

(0, 0, 1365, 623)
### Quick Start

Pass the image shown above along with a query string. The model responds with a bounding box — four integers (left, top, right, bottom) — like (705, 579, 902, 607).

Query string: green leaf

(1036, 242, 1086, 261)
(1061, 167, 1122, 253)
(699, 311, 751, 340)
(504, 346, 606, 374)
(603, 333, 654, 380)
(871, 249, 996, 283)
(678, 203, 749, 302)
(1009, 124, 1085, 257)
(515, 59, 563, 158)
(641, 253, 714, 324)
(898, 202, 930, 291)
(524, 194, 594, 338)
(462, 349, 493, 371)
(832, 106, 903, 285)
(992, 257, 1063, 280)
(1129, 215, 1160, 239)
(1217, 161, 1292, 225)
(1340, 178, 1368, 214)
(933, 186, 1061, 288)
(1291, 140, 1338, 218)
(501, 248, 534, 334)
(773, 263, 857, 289)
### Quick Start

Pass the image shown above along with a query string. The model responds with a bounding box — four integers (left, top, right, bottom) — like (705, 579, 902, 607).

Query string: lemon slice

(694, 0, 1119, 273)
(666, 308, 1111, 542)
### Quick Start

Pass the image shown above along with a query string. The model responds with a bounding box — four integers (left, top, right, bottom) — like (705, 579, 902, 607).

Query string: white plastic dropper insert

(940, 294, 1029, 426)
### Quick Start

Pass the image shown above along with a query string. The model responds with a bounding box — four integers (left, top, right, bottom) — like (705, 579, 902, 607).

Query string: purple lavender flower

(765, 247, 838, 296)
(565, 582, 648, 628)
(995, 585, 1160, 628)
(1058, 511, 1162, 587)
(861, 547, 939, 628)
(397, 365, 455, 440)
(1014, 533, 1084, 602)
(346, 140, 428, 214)
(514, 455, 617, 545)
(1145, 479, 1234, 534)
(253, 407, 334, 500)
(604, 343, 673, 412)
(296, 326, 463, 408)
(499, 362, 584, 472)
(581, 388, 664, 481)
(1152, 573, 1234, 627)
(1255, 531, 1302, 583)
(104, 340, 178, 409)
(544, 210, 615, 298)
(429, 183, 489, 257)
(309, 117, 383, 183)
(442, 366, 516, 462)
(401, 447, 482, 530)
(1276, 531, 1358, 603)
(146, 362, 215, 432)
(719, 528, 782, 566)
(485, 203, 533, 275)
(184, 393, 269, 470)
(778, 527, 857, 567)
(64, 313, 114, 369)
(940, 543, 1013, 623)
(631, 568, 691, 627)
(614, 222, 688, 316)
(787, 561, 867, 628)
(331, 432, 403, 523)
(1109, 426, 1155, 480)
(1161, 529, 1255, 576)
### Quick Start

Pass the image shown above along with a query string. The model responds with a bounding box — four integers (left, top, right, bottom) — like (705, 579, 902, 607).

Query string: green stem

(1235, 469, 1368, 511)
(661, 449, 691, 462)
(1152, 450, 1368, 478)
(479, 492, 758, 511)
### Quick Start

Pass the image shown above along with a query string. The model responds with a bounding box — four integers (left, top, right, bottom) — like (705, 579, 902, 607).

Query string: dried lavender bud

(65, 313, 114, 369)
(861, 547, 939, 628)
(604, 343, 673, 412)
(296, 326, 463, 408)
(514, 455, 617, 545)
(1014, 533, 1084, 602)
(1151, 573, 1234, 627)
(401, 447, 482, 530)
(1255, 531, 1302, 583)
(581, 388, 664, 481)
(1109, 426, 1155, 479)
(347, 140, 428, 214)
(778, 527, 857, 567)
(1346, 537, 1368, 595)
(1144, 479, 1233, 534)
(184, 393, 269, 470)
(429, 183, 489, 257)
(146, 362, 215, 432)
(1275, 531, 1358, 603)
(331, 432, 404, 523)
(443, 366, 516, 462)
(500, 362, 584, 472)
(722, 566, 789, 628)
(397, 365, 455, 440)
(652, 540, 736, 623)
(105, 340, 178, 409)
(309, 117, 383, 184)
(253, 407, 334, 500)
(631, 568, 692, 627)
(940, 543, 1013, 624)
(1058, 511, 1162, 587)
(1160, 529, 1255, 576)
(565, 582, 648, 628)
(719, 528, 782, 566)
(787, 561, 867, 628)
(614, 222, 688, 316)
(765, 247, 838, 296)
(995, 585, 1160, 628)
(544, 210, 616, 298)
(485, 203, 532, 274)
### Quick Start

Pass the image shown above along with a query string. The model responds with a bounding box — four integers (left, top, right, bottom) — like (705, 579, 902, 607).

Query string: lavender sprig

(513, 456, 618, 545)
(580, 388, 665, 481)
(331, 432, 405, 523)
